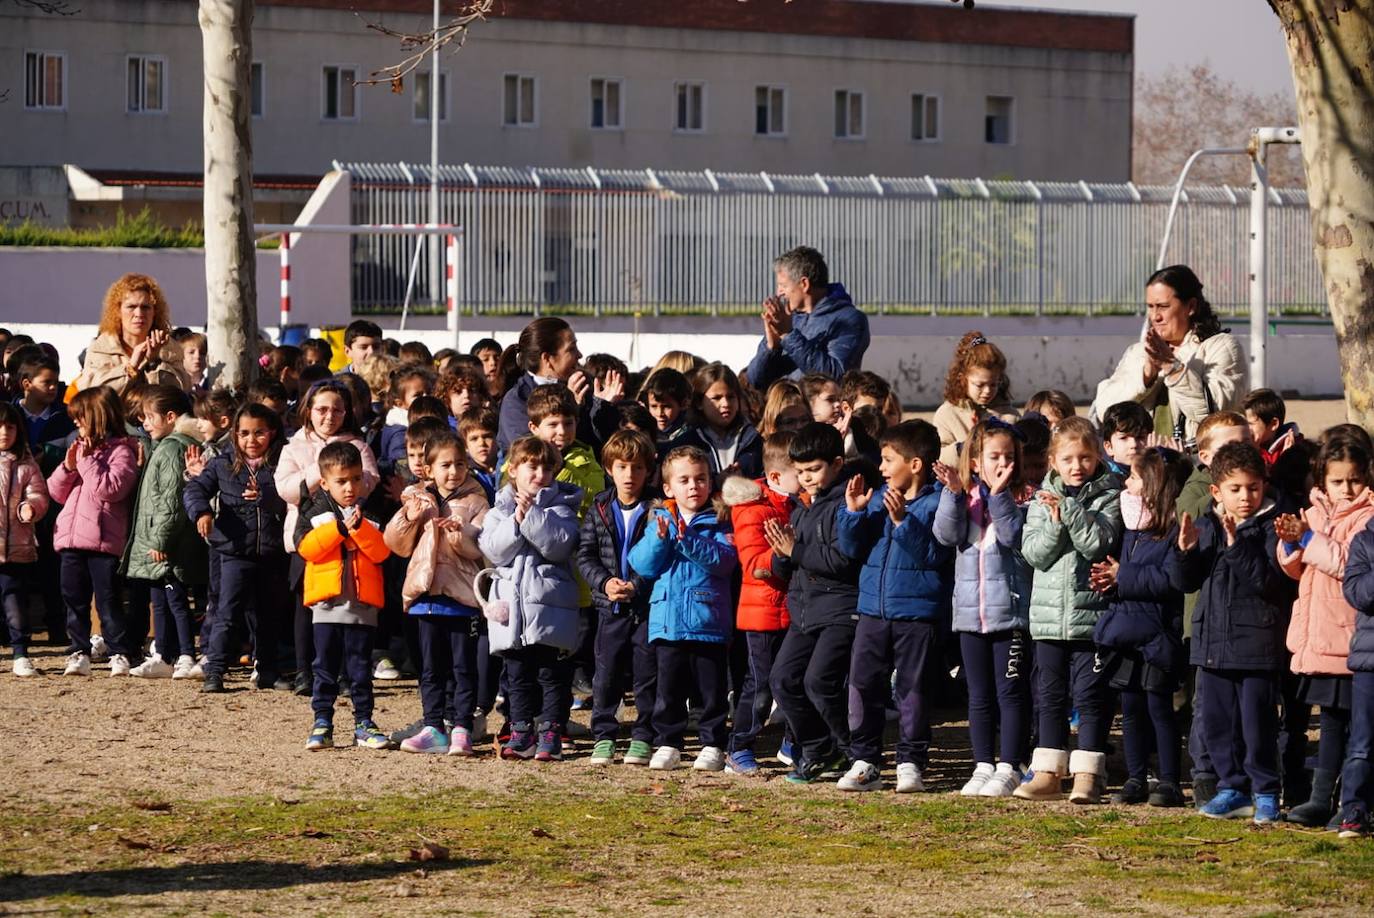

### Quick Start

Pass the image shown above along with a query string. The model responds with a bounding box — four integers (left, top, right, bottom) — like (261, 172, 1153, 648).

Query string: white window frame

(834, 89, 865, 140)
(910, 92, 940, 143)
(23, 49, 66, 112)
(985, 95, 1016, 146)
(589, 77, 624, 130)
(673, 81, 706, 134)
(754, 84, 787, 137)
(321, 64, 359, 121)
(502, 72, 537, 128)
(126, 54, 168, 115)
(413, 70, 449, 123)
(250, 61, 265, 119)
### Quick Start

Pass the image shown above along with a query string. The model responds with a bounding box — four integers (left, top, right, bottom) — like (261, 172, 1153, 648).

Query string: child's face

(1038, 405, 1067, 427)
(345, 336, 379, 368)
(1325, 459, 1368, 503)
(182, 343, 206, 376)
(765, 462, 800, 496)
(303, 347, 327, 368)
(774, 404, 810, 434)
(794, 456, 843, 497)
(430, 446, 469, 494)
(1245, 411, 1281, 449)
(879, 444, 919, 495)
(406, 439, 429, 480)
(465, 428, 495, 467)
(321, 462, 365, 507)
(610, 458, 649, 503)
(530, 413, 576, 452)
(236, 416, 274, 461)
(0, 421, 17, 453)
(261, 396, 288, 420)
(1210, 469, 1266, 521)
(21, 368, 59, 407)
(1051, 438, 1099, 488)
(1125, 465, 1143, 496)
(309, 392, 346, 438)
(142, 408, 177, 440)
(810, 383, 842, 425)
(851, 394, 880, 412)
(664, 457, 711, 512)
(965, 366, 1000, 407)
(477, 347, 501, 383)
(395, 378, 427, 409)
(973, 433, 1017, 487)
(513, 458, 555, 495)
(647, 394, 684, 432)
(1106, 430, 1145, 467)
(448, 388, 475, 419)
(700, 380, 739, 431)
(1198, 425, 1250, 466)
(1021, 449, 1049, 488)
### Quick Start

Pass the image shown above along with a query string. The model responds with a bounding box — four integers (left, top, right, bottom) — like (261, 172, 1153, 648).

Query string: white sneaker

(188, 656, 205, 679)
(172, 655, 196, 679)
(89, 634, 108, 663)
(693, 746, 725, 772)
(838, 760, 882, 792)
(129, 656, 171, 678)
(108, 654, 133, 676)
(373, 657, 401, 681)
(63, 652, 91, 676)
(961, 762, 996, 797)
(648, 746, 682, 771)
(978, 762, 1023, 798)
(12, 656, 38, 677)
(895, 762, 925, 794)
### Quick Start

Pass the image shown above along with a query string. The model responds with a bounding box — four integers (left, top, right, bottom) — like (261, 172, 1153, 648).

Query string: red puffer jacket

(723, 476, 792, 631)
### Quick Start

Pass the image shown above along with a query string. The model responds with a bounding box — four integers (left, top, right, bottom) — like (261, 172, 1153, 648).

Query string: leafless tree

(8, 0, 79, 13)
(354, 0, 493, 89)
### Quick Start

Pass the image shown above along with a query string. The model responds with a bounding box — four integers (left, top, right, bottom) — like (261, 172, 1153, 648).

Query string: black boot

(1111, 777, 1149, 805)
(1287, 768, 1337, 827)
(201, 673, 226, 694)
(1192, 773, 1218, 810)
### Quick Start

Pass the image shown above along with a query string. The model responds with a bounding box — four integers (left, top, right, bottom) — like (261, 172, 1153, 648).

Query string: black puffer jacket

(183, 452, 288, 559)
(577, 488, 653, 619)
(1341, 518, 1374, 673)
(772, 470, 862, 632)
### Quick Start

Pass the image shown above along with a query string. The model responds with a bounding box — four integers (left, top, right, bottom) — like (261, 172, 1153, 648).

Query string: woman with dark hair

(495, 317, 618, 453)
(1092, 265, 1244, 448)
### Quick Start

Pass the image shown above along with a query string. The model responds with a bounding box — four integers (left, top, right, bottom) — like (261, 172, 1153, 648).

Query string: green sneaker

(354, 719, 392, 750)
(624, 739, 653, 766)
(590, 739, 616, 765)
(306, 718, 333, 751)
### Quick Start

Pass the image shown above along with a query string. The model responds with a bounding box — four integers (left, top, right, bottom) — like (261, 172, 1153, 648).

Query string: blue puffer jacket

(1094, 527, 1186, 673)
(933, 483, 1032, 634)
(744, 283, 871, 390)
(836, 482, 952, 622)
(183, 452, 287, 559)
(1341, 518, 1374, 672)
(628, 501, 737, 645)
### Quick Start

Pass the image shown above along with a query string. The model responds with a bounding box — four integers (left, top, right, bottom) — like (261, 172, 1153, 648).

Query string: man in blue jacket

(745, 246, 870, 391)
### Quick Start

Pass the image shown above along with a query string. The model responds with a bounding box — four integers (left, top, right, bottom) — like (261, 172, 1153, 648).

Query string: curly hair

(942, 330, 1010, 406)
(436, 365, 489, 410)
(98, 273, 172, 339)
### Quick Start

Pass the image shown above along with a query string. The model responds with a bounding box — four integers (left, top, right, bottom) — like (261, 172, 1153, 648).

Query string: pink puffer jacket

(47, 437, 140, 556)
(1280, 487, 1374, 676)
(383, 476, 490, 611)
(275, 427, 379, 552)
(0, 452, 51, 564)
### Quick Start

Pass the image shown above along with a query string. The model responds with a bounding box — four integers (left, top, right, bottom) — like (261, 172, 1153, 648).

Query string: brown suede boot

(1013, 748, 1069, 801)
(1069, 750, 1107, 805)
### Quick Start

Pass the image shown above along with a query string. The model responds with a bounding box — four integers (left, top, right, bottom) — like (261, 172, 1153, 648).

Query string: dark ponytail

(1147, 265, 1222, 341)
(517, 318, 571, 374)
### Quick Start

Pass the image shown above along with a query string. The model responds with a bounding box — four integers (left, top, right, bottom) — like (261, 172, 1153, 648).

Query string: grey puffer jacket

(1022, 466, 1123, 641)
(933, 482, 1032, 635)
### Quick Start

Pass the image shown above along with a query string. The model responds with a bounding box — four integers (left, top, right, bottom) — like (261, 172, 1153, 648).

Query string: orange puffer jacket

(722, 476, 792, 632)
(383, 477, 490, 612)
(297, 496, 391, 609)
(1280, 487, 1374, 676)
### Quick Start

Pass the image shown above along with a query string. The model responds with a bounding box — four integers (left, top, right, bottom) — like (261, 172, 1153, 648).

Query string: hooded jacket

(379, 405, 410, 465)
(722, 476, 792, 632)
(577, 487, 653, 620)
(0, 451, 50, 564)
(1093, 526, 1187, 673)
(295, 489, 391, 610)
(771, 471, 862, 632)
(48, 436, 140, 556)
(275, 426, 380, 552)
(478, 482, 584, 654)
(1022, 465, 1124, 641)
(628, 499, 737, 645)
(1261, 423, 1303, 473)
(745, 283, 870, 391)
(933, 482, 1033, 634)
(836, 481, 952, 622)
(125, 417, 209, 583)
(1280, 487, 1374, 677)
(183, 450, 288, 559)
(383, 475, 490, 613)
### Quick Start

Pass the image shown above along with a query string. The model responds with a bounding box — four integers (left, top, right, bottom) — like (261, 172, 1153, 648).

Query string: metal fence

(338, 161, 1326, 319)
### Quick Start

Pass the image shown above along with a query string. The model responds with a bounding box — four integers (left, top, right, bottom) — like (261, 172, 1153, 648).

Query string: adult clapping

(73, 273, 188, 394)
(496, 317, 619, 453)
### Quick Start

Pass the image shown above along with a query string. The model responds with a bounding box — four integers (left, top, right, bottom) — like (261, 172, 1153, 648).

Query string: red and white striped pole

(446, 232, 459, 348)
(278, 231, 291, 336)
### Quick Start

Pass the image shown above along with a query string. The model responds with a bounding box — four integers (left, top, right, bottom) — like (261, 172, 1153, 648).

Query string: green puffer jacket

(1022, 465, 1123, 641)
(124, 418, 209, 585)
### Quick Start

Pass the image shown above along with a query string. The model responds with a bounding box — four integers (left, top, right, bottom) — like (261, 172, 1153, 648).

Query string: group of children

(5, 298, 1374, 840)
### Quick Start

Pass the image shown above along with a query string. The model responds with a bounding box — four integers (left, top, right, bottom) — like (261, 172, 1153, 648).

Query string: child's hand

(1220, 514, 1238, 547)
(242, 475, 259, 502)
(605, 577, 636, 601)
(845, 475, 872, 512)
(16, 503, 34, 524)
(1036, 490, 1061, 523)
(883, 487, 906, 524)
(1178, 511, 1198, 552)
(184, 445, 205, 479)
(63, 440, 80, 472)
(197, 514, 214, 540)
(655, 514, 672, 540)
(513, 490, 533, 524)
(567, 370, 591, 406)
(343, 507, 363, 533)
(438, 515, 464, 533)
(1275, 513, 1308, 544)
(147, 548, 166, 562)
(834, 403, 853, 438)
(985, 461, 1015, 495)
(135, 441, 146, 468)
(932, 461, 963, 495)
(595, 369, 625, 403)
(404, 494, 426, 522)
(1089, 556, 1119, 593)
(763, 519, 795, 558)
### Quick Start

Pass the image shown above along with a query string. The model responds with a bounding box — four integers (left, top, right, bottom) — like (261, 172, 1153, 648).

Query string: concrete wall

(0, 0, 1133, 181)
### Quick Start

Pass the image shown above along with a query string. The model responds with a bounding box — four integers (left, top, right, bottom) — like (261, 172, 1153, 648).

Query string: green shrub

(0, 208, 280, 249)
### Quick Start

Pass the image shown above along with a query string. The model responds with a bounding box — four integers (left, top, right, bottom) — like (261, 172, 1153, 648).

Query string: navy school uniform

(1338, 520, 1374, 819)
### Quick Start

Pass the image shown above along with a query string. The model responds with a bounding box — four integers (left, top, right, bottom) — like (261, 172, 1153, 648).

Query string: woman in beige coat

(73, 273, 188, 395)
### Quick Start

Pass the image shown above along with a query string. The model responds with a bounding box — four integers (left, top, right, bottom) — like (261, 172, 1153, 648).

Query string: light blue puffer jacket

(933, 483, 1033, 634)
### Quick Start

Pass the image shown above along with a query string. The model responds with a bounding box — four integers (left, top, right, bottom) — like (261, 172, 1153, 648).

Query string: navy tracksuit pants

(653, 640, 729, 750)
(848, 616, 936, 769)
(416, 613, 479, 731)
(1340, 671, 1374, 814)
(1198, 667, 1280, 797)
(60, 549, 129, 657)
(312, 622, 376, 723)
(772, 621, 856, 765)
(591, 610, 656, 744)
(503, 643, 566, 730)
(729, 629, 788, 754)
(961, 629, 1031, 767)
(207, 552, 287, 683)
(1035, 639, 1109, 752)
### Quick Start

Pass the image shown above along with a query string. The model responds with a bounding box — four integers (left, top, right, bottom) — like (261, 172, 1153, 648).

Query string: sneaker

(400, 725, 450, 754)
(306, 719, 333, 750)
(1149, 782, 1186, 808)
(961, 762, 996, 797)
(127, 655, 167, 678)
(188, 656, 205, 679)
(570, 696, 592, 711)
(624, 739, 653, 766)
(448, 726, 474, 757)
(895, 762, 925, 794)
(725, 749, 761, 776)
(12, 656, 37, 677)
(590, 739, 616, 765)
(818, 749, 850, 778)
(293, 671, 312, 696)
(784, 759, 827, 785)
(1111, 778, 1150, 805)
(502, 725, 536, 760)
(838, 760, 882, 792)
(89, 634, 108, 663)
(497, 720, 513, 745)
(171, 655, 196, 679)
(391, 719, 426, 744)
(1200, 788, 1255, 819)
(354, 720, 392, 750)
(201, 674, 226, 694)
(373, 657, 400, 681)
(1253, 793, 1281, 825)
(776, 738, 795, 767)
(535, 723, 563, 762)
(979, 762, 1023, 798)
(63, 652, 91, 676)
(648, 746, 682, 771)
(1338, 805, 1370, 839)
(108, 654, 132, 676)
(694, 746, 726, 772)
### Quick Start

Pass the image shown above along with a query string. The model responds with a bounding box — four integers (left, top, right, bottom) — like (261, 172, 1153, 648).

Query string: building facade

(3, 0, 1134, 185)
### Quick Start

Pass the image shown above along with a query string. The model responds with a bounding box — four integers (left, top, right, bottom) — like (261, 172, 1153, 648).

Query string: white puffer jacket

(1092, 329, 1245, 442)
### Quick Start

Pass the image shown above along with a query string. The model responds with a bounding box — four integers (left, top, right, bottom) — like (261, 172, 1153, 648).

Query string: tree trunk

(1269, 1, 1374, 426)
(199, 0, 258, 391)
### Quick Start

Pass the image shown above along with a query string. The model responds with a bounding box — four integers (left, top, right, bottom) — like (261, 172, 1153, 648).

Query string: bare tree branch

(354, 0, 493, 90)
(9, 0, 80, 14)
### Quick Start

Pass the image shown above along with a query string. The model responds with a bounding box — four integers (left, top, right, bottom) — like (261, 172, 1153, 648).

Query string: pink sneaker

(448, 726, 474, 756)
(399, 726, 450, 754)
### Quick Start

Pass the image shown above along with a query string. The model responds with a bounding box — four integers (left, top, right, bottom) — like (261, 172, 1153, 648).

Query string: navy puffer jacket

(1094, 527, 1186, 673)
(771, 471, 862, 632)
(1341, 518, 1374, 672)
(183, 452, 287, 559)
